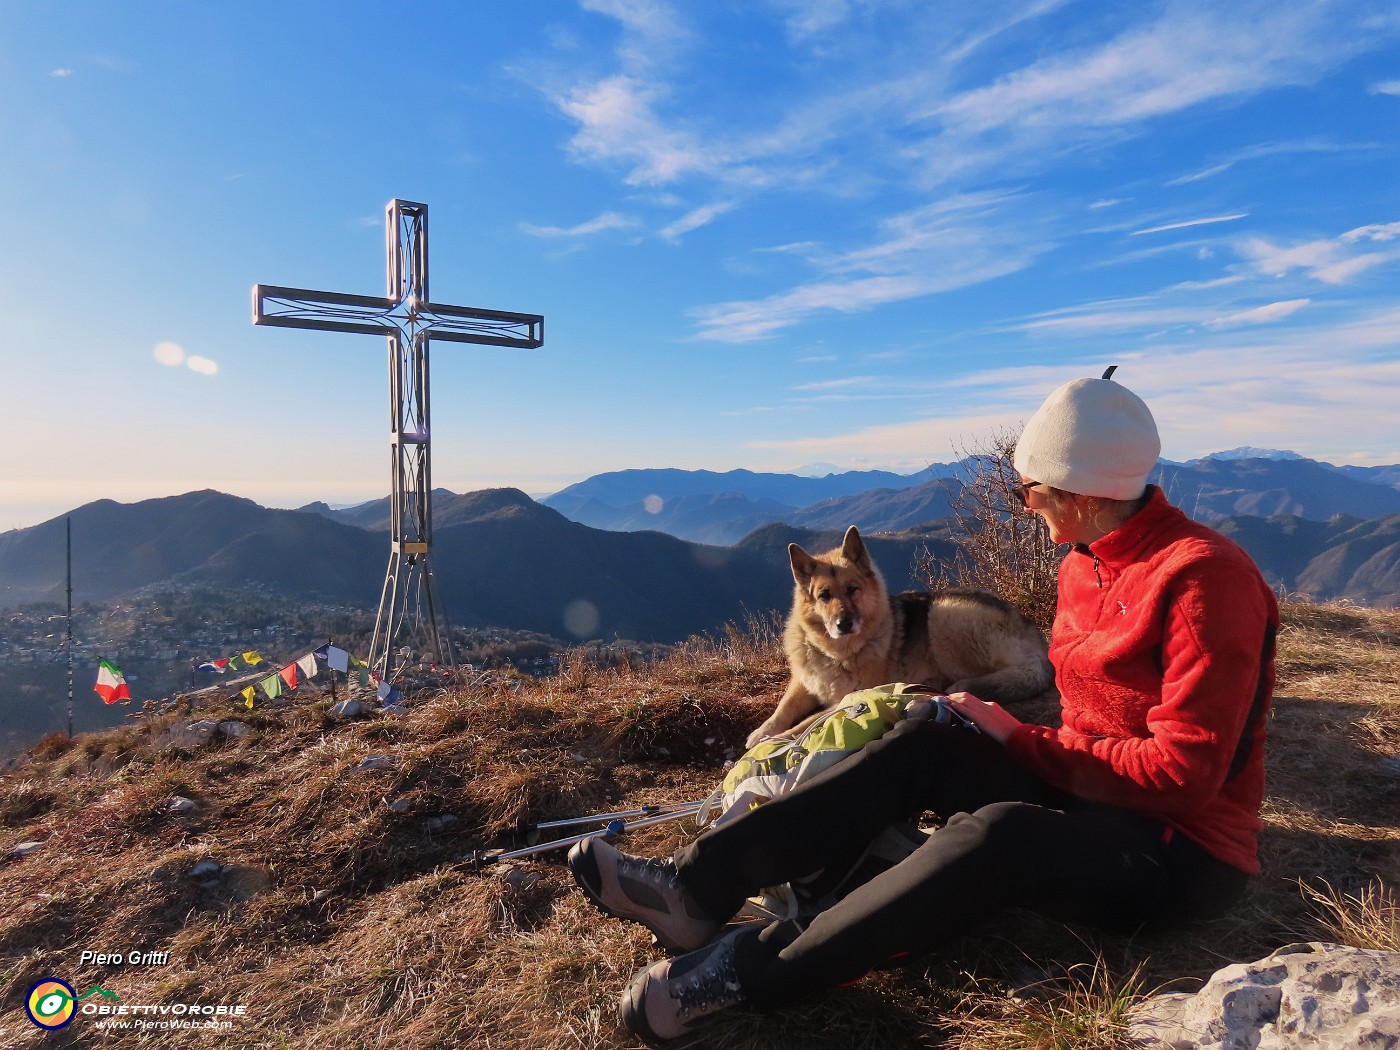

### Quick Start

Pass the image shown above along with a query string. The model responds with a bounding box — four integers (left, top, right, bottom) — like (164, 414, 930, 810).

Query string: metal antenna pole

(253, 200, 543, 682)
(66, 516, 73, 738)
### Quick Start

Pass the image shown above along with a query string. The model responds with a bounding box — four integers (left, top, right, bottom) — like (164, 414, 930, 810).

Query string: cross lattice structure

(253, 199, 544, 680)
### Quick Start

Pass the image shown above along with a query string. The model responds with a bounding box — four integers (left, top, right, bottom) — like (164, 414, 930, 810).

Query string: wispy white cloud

(1164, 137, 1372, 186)
(153, 341, 185, 367)
(1014, 306, 1206, 335)
(49, 68, 73, 78)
(1131, 214, 1248, 236)
(791, 375, 877, 391)
(693, 192, 1050, 341)
(748, 306, 1400, 465)
(1238, 223, 1400, 283)
(659, 200, 734, 239)
(520, 211, 639, 237)
(1207, 298, 1310, 328)
(555, 75, 718, 186)
(1165, 163, 1233, 186)
(1342, 221, 1400, 243)
(1369, 79, 1400, 95)
(767, 0, 852, 41)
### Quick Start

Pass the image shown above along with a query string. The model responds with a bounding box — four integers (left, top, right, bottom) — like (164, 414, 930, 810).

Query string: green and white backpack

(698, 682, 965, 828)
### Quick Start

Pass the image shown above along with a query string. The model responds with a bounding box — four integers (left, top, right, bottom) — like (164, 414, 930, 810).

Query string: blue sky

(3, 0, 1399, 530)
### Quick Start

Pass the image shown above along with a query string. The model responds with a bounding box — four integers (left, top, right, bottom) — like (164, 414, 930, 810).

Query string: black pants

(673, 716, 1247, 1007)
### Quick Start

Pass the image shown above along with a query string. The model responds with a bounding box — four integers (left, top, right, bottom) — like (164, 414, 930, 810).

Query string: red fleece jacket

(1005, 486, 1279, 875)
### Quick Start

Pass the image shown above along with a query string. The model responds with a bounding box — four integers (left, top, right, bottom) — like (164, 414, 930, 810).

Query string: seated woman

(568, 371, 1279, 1045)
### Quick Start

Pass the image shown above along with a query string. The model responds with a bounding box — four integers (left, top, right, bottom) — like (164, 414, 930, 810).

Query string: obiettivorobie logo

(22, 977, 247, 1033)
(24, 980, 119, 1030)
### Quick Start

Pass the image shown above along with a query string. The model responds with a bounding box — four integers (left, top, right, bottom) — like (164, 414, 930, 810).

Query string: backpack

(697, 682, 971, 829)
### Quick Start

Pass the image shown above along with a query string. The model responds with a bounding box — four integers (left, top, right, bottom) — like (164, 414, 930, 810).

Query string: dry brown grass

(0, 600, 1396, 1049)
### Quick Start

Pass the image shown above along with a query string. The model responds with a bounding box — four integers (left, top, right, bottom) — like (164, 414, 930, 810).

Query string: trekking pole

(461, 801, 702, 870)
(521, 801, 699, 835)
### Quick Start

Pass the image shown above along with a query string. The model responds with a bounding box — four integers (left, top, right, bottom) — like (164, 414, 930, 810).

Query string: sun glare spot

(644, 494, 664, 514)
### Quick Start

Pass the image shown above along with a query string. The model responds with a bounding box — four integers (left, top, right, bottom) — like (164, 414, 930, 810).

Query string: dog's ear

(789, 542, 817, 585)
(841, 525, 869, 567)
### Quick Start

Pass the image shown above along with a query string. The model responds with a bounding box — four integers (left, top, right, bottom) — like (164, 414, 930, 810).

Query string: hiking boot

(619, 923, 756, 1044)
(567, 837, 721, 953)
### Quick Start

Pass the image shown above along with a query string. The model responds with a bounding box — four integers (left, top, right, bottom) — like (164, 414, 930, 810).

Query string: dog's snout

(836, 612, 855, 634)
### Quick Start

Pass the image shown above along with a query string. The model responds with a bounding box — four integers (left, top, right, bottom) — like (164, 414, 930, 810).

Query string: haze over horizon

(4, 2, 1399, 530)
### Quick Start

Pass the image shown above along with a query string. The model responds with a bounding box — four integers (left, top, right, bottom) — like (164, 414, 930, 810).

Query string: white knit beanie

(1013, 372, 1160, 499)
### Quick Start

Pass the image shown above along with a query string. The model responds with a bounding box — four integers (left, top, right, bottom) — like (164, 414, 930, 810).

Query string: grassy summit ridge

(0, 603, 1397, 1049)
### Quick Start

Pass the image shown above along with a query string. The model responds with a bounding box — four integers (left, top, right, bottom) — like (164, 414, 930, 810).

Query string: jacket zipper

(1074, 543, 1103, 588)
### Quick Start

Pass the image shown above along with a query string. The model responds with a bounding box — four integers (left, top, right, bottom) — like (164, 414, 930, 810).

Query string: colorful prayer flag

(297, 654, 318, 680)
(94, 657, 131, 705)
(197, 658, 230, 674)
(241, 686, 257, 709)
(279, 664, 298, 690)
(260, 675, 283, 700)
(327, 646, 350, 674)
(242, 650, 263, 667)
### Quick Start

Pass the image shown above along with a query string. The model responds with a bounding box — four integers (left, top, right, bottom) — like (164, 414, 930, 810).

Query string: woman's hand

(946, 692, 1023, 745)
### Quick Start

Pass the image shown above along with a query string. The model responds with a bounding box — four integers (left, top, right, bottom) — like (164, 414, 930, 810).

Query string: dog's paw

(745, 720, 793, 749)
(744, 724, 777, 749)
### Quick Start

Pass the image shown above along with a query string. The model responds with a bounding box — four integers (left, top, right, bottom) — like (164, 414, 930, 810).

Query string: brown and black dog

(748, 525, 1053, 747)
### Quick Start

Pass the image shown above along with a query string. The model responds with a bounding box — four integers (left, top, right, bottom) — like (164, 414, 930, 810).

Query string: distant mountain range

(0, 489, 949, 644)
(532, 453, 1400, 545)
(3, 450, 1399, 639)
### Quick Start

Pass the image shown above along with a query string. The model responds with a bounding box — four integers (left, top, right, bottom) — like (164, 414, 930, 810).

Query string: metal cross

(253, 199, 544, 680)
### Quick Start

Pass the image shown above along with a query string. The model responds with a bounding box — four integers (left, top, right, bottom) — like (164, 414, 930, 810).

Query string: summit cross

(253, 199, 544, 680)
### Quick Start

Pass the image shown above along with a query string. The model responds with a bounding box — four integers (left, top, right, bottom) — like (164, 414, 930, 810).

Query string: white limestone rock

(1128, 941, 1400, 1049)
(329, 700, 365, 719)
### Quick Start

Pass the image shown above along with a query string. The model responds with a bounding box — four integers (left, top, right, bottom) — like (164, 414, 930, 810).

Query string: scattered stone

(310, 888, 331, 904)
(167, 796, 197, 814)
(657, 747, 672, 757)
(221, 863, 271, 902)
(1380, 755, 1400, 777)
(501, 866, 544, 890)
(704, 737, 716, 746)
(187, 858, 223, 880)
(354, 755, 397, 773)
(217, 721, 250, 739)
(1128, 941, 1400, 1049)
(380, 703, 408, 717)
(329, 700, 365, 719)
(386, 799, 411, 814)
(425, 814, 458, 832)
(572, 753, 588, 763)
(13, 841, 44, 858)
(155, 720, 220, 750)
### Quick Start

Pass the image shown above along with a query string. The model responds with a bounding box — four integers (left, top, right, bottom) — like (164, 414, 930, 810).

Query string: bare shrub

(918, 428, 1063, 633)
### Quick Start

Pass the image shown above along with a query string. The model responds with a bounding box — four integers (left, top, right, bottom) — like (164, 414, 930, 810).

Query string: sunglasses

(1011, 480, 1044, 506)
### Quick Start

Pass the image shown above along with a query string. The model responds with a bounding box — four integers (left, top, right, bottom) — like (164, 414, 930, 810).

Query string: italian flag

(94, 657, 131, 705)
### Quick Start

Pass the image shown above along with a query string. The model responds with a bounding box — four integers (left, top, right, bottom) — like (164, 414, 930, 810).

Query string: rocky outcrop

(1128, 941, 1400, 1049)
